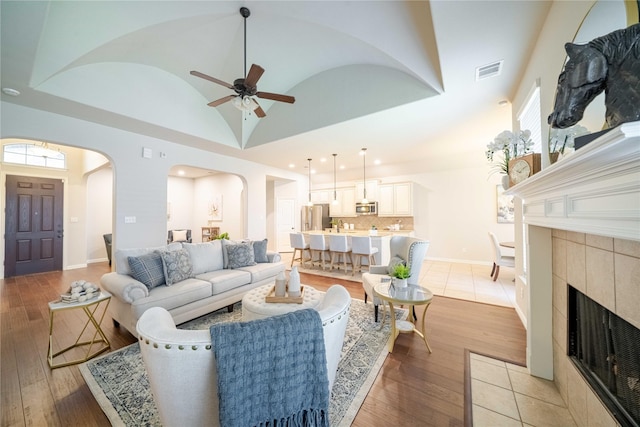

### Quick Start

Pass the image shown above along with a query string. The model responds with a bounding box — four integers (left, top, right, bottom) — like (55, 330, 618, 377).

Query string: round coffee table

(242, 283, 322, 321)
(374, 281, 433, 353)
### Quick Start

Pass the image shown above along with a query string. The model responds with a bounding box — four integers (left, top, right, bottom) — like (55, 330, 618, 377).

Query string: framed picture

(208, 194, 222, 221)
(496, 185, 514, 223)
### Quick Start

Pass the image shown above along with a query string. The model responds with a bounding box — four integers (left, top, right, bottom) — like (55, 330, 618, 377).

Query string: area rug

(80, 298, 407, 427)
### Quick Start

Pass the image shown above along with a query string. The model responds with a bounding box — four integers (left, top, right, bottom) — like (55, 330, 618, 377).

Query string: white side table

(47, 291, 111, 368)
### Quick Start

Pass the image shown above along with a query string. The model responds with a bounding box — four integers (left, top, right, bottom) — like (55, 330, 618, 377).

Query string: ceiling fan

(190, 7, 295, 118)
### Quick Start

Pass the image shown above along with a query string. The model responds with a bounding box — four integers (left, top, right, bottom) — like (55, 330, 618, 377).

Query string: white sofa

(101, 239, 285, 335)
(136, 285, 351, 427)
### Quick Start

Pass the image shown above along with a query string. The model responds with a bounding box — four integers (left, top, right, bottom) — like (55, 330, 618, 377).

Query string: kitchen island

(302, 229, 414, 266)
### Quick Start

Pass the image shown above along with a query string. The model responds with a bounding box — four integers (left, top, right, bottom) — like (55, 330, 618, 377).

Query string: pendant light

(361, 148, 368, 204)
(307, 158, 313, 206)
(332, 153, 339, 205)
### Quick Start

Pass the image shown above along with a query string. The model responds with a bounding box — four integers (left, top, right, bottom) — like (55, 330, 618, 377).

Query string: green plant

(391, 264, 411, 279)
(485, 129, 533, 175)
(215, 232, 230, 240)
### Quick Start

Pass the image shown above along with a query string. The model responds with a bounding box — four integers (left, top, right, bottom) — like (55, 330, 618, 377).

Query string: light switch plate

(142, 147, 152, 158)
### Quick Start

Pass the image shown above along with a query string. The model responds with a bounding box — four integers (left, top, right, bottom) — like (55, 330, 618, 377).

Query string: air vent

(476, 60, 503, 81)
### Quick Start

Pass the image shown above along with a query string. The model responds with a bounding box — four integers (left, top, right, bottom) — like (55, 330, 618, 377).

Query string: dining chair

(328, 234, 352, 273)
(308, 234, 331, 270)
(350, 236, 379, 276)
(289, 232, 310, 268)
(488, 232, 515, 281)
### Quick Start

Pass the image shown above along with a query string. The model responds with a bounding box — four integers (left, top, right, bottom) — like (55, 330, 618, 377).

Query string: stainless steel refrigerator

(301, 204, 331, 231)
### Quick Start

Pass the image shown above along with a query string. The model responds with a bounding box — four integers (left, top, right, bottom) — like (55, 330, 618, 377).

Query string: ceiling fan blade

(190, 70, 234, 90)
(256, 91, 296, 104)
(244, 64, 265, 89)
(207, 95, 236, 107)
(253, 101, 266, 118)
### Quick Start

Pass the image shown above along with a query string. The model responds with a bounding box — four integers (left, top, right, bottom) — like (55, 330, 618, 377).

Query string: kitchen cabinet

(378, 182, 413, 216)
(310, 190, 330, 204)
(329, 187, 356, 217)
(355, 180, 379, 202)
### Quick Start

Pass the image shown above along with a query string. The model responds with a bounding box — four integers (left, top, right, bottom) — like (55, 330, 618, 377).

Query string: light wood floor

(1, 262, 526, 426)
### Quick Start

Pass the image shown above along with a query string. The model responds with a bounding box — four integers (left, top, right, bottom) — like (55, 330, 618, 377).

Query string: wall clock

(508, 153, 541, 187)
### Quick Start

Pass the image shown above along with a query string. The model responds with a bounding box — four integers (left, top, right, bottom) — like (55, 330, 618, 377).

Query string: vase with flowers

(485, 130, 534, 189)
(548, 124, 589, 163)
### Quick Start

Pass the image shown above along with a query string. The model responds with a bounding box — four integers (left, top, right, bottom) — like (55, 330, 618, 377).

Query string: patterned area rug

(80, 297, 407, 427)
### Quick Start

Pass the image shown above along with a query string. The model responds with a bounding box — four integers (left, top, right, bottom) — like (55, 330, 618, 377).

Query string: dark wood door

(5, 175, 64, 277)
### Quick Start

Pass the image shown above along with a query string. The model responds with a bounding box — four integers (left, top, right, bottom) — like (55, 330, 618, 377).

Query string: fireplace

(568, 286, 640, 427)
(506, 122, 640, 426)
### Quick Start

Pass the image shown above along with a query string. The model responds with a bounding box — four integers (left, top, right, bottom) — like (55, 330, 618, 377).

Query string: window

(3, 143, 66, 169)
(517, 81, 542, 153)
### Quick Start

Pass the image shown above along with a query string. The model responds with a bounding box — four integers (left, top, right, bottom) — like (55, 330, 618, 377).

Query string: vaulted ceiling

(1, 1, 552, 180)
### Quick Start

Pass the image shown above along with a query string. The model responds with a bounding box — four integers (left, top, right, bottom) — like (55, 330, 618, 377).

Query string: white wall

(86, 167, 113, 262)
(193, 174, 245, 241)
(167, 176, 195, 234)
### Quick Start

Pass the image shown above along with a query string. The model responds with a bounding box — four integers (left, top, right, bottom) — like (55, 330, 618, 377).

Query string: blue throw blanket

(210, 309, 329, 427)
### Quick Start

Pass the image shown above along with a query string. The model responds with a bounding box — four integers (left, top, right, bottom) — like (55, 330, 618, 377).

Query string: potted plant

(548, 124, 588, 163)
(391, 264, 411, 288)
(485, 129, 533, 189)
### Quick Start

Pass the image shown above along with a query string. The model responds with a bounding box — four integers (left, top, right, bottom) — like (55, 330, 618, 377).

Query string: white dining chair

(308, 234, 331, 270)
(328, 234, 352, 273)
(350, 236, 379, 276)
(289, 232, 310, 268)
(488, 232, 515, 281)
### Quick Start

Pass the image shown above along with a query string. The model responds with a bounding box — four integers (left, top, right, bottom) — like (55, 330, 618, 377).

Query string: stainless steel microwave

(355, 202, 377, 215)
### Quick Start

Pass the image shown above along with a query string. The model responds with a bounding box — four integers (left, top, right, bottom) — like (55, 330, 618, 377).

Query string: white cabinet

(355, 180, 379, 202)
(329, 187, 356, 217)
(310, 190, 330, 204)
(378, 182, 413, 216)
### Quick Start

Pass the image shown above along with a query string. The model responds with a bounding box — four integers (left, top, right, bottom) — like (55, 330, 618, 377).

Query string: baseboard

(515, 301, 527, 329)
(65, 263, 88, 270)
(426, 256, 493, 266)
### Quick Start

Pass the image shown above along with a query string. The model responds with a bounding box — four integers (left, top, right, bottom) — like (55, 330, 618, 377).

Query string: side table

(47, 291, 112, 369)
(374, 282, 433, 353)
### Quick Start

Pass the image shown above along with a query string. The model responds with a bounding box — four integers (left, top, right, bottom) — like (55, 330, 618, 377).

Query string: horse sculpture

(548, 23, 640, 129)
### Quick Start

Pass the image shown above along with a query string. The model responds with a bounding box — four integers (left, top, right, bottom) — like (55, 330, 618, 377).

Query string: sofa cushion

(159, 248, 193, 285)
(115, 242, 182, 275)
(251, 239, 269, 263)
(237, 262, 285, 283)
(127, 252, 165, 290)
(170, 229, 188, 242)
(183, 241, 223, 275)
(130, 278, 212, 319)
(195, 269, 252, 295)
(226, 242, 256, 269)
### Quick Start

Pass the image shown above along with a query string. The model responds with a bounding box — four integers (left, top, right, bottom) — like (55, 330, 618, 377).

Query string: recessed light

(2, 87, 20, 97)
(498, 100, 509, 106)
(374, 159, 381, 165)
(288, 163, 295, 168)
(178, 170, 185, 176)
(320, 157, 327, 163)
(340, 165, 345, 170)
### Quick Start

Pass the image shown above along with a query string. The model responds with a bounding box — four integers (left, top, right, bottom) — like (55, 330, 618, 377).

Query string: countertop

(302, 229, 414, 237)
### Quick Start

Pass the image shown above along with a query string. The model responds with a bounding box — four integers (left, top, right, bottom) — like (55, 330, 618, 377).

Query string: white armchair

(362, 236, 430, 321)
(136, 285, 351, 427)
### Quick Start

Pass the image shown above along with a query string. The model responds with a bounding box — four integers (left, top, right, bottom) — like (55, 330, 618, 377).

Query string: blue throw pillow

(226, 242, 257, 269)
(159, 248, 193, 285)
(252, 239, 269, 263)
(128, 253, 166, 290)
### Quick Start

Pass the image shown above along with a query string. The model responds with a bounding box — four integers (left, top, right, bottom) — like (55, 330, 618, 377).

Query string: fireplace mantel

(507, 121, 640, 242)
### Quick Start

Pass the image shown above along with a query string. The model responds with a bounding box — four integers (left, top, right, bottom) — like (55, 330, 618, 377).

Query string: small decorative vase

(501, 174, 509, 190)
(393, 278, 408, 288)
(288, 266, 301, 297)
(275, 271, 287, 297)
(550, 152, 560, 164)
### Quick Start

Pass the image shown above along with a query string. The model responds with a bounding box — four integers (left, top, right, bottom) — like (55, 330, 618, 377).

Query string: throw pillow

(221, 239, 239, 269)
(159, 248, 193, 285)
(226, 242, 257, 269)
(251, 238, 269, 263)
(183, 242, 223, 275)
(128, 252, 166, 290)
(171, 229, 188, 242)
(387, 255, 407, 276)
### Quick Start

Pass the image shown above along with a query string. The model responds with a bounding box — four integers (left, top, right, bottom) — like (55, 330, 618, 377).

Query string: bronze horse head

(548, 23, 640, 130)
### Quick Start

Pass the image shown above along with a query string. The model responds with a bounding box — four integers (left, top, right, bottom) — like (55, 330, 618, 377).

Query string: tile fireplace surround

(508, 121, 640, 426)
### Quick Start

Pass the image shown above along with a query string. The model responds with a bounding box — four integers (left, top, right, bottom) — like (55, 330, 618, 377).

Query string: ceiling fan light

(233, 95, 258, 112)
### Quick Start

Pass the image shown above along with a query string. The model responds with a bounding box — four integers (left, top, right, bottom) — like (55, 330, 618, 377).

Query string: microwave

(355, 202, 377, 215)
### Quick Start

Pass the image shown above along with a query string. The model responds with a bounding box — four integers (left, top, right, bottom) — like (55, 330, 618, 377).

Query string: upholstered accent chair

(361, 236, 430, 322)
(103, 233, 112, 266)
(488, 232, 515, 281)
(136, 285, 351, 427)
(167, 229, 192, 244)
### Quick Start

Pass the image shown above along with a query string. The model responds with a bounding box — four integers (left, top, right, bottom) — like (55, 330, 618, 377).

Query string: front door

(4, 175, 64, 277)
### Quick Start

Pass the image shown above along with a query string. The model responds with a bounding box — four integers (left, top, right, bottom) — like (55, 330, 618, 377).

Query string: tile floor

(470, 353, 576, 427)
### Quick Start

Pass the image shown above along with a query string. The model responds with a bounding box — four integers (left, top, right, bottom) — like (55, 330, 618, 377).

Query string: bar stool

(309, 234, 331, 270)
(350, 236, 379, 276)
(289, 233, 310, 267)
(328, 234, 352, 273)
